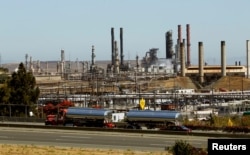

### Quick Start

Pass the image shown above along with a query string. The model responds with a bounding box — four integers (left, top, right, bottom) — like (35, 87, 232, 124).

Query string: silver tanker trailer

(124, 110, 182, 129)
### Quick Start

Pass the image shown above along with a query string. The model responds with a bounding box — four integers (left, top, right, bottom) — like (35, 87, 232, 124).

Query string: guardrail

(1, 123, 250, 138)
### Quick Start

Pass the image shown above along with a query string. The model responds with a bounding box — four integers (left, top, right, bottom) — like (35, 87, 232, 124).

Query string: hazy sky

(0, 0, 250, 65)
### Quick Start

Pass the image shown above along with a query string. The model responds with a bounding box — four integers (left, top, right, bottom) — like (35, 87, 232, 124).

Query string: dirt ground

(0, 144, 171, 155)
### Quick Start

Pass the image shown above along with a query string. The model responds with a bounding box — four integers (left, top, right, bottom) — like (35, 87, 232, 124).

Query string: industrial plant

(2, 24, 250, 121)
(19, 25, 249, 83)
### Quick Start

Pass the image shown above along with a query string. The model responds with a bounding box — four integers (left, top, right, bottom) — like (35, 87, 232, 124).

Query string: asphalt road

(0, 127, 209, 151)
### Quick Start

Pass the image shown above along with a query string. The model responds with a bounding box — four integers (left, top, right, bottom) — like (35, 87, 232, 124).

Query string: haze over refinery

(0, 0, 250, 65)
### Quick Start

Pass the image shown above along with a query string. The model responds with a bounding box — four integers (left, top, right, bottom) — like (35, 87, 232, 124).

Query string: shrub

(170, 140, 207, 155)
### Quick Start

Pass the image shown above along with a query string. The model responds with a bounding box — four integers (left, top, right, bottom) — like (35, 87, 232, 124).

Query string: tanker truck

(45, 107, 115, 128)
(45, 108, 181, 129)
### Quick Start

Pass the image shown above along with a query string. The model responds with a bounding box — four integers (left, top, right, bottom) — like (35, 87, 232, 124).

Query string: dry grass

(0, 144, 171, 155)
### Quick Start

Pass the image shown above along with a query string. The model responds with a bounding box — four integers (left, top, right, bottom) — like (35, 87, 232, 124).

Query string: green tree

(7, 63, 40, 116)
(0, 83, 10, 104)
(0, 74, 10, 84)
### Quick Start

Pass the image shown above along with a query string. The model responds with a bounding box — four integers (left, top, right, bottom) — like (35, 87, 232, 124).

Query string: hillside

(209, 76, 250, 91)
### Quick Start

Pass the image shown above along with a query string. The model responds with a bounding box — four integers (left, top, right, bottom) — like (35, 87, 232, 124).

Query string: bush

(170, 140, 207, 155)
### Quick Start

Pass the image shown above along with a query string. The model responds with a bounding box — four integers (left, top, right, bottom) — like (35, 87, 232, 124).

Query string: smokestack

(186, 24, 191, 66)
(29, 56, 33, 72)
(176, 25, 182, 62)
(91, 45, 95, 66)
(178, 25, 182, 43)
(221, 41, 226, 77)
(120, 27, 124, 66)
(114, 41, 119, 74)
(198, 42, 204, 84)
(136, 55, 139, 69)
(61, 49, 65, 76)
(247, 40, 250, 78)
(61, 49, 65, 62)
(37, 60, 40, 73)
(182, 39, 186, 65)
(166, 31, 173, 59)
(180, 43, 185, 77)
(25, 54, 28, 69)
(111, 27, 115, 66)
(176, 39, 180, 60)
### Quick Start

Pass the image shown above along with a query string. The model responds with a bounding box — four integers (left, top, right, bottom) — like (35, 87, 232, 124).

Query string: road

(0, 127, 208, 151)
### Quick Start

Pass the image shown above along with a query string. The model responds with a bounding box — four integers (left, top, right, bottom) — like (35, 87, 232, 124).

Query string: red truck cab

(45, 114, 63, 125)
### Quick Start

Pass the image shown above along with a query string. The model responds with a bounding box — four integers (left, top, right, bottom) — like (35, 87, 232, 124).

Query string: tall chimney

(178, 25, 182, 43)
(198, 42, 204, 84)
(91, 45, 95, 66)
(182, 39, 186, 65)
(114, 41, 119, 74)
(29, 56, 33, 72)
(25, 54, 28, 69)
(61, 49, 65, 76)
(186, 24, 191, 66)
(37, 60, 40, 73)
(166, 30, 173, 59)
(120, 27, 124, 66)
(180, 42, 185, 77)
(221, 41, 226, 77)
(247, 40, 250, 78)
(111, 27, 115, 66)
(177, 25, 182, 62)
(136, 55, 139, 69)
